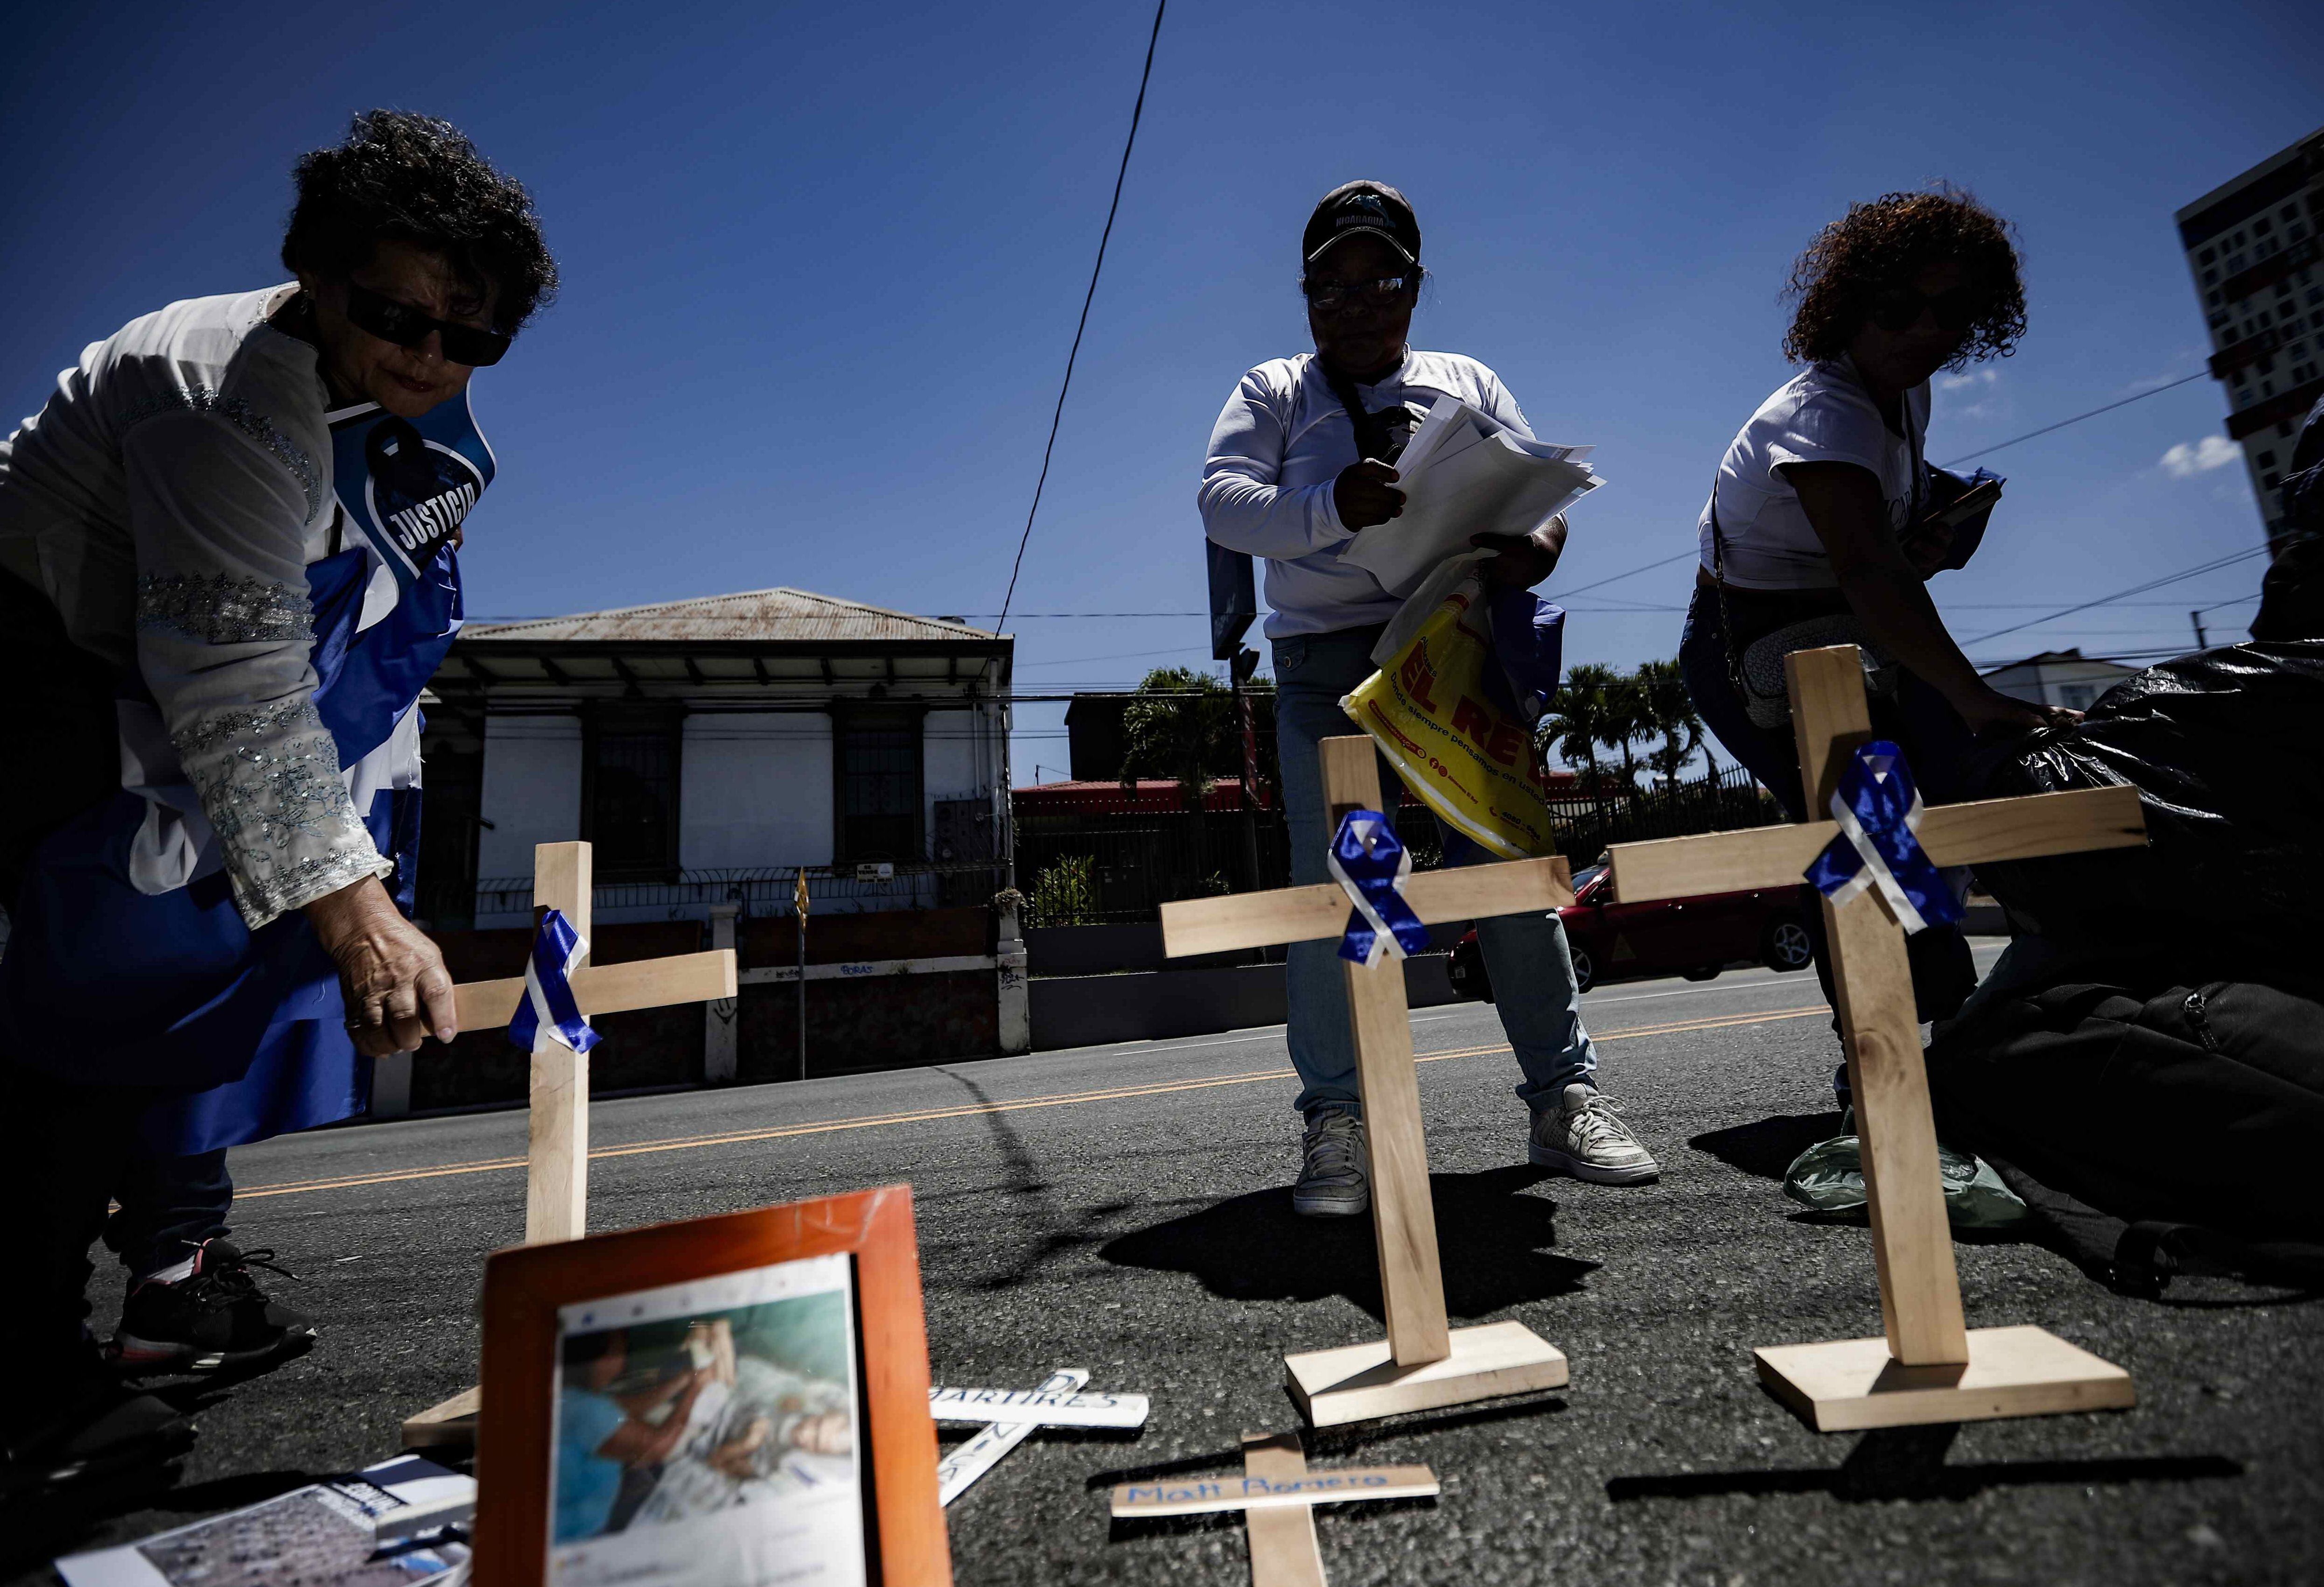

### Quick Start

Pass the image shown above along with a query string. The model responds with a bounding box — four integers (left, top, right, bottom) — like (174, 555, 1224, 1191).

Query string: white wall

(681, 712, 834, 871)
(923, 707, 995, 832)
(478, 715, 582, 878)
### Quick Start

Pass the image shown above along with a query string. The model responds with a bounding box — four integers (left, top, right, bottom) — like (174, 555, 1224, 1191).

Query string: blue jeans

(1271, 625, 1598, 1120)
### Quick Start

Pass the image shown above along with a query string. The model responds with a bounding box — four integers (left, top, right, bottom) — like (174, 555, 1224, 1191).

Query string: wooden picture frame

(474, 1185, 950, 1586)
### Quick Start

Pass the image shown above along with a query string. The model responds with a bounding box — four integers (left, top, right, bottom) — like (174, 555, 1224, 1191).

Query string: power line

(1935, 370, 2208, 468)
(1960, 545, 2271, 647)
(1542, 550, 1699, 601)
(993, 0, 1167, 632)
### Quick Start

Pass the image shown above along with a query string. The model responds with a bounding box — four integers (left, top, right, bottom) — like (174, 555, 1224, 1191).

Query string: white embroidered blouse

(0, 285, 390, 928)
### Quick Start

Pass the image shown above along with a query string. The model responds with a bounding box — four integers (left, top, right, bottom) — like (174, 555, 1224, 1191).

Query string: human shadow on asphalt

(1096, 1165, 1596, 1322)
(1689, 1111, 1844, 1180)
(1606, 1422, 2244, 1503)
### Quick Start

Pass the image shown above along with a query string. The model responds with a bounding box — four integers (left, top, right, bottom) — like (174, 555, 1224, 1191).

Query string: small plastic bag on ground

(1340, 561, 1564, 859)
(1782, 1128, 2030, 1230)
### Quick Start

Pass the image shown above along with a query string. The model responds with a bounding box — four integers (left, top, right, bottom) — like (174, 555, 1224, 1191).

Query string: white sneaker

(1530, 1083, 1659, 1185)
(1293, 1110, 1370, 1217)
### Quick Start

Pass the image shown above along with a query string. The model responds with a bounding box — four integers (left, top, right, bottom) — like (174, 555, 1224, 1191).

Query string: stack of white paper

(1338, 394, 1602, 598)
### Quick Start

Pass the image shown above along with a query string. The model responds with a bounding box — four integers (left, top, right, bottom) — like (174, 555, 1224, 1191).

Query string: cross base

(402, 1387, 481, 1450)
(1285, 1320, 1568, 1428)
(1754, 1324, 2135, 1433)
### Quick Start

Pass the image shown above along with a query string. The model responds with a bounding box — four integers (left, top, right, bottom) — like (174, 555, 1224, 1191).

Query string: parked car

(1445, 864, 1815, 1000)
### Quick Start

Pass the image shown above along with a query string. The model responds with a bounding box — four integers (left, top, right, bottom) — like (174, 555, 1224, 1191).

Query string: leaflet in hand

(1339, 394, 1602, 598)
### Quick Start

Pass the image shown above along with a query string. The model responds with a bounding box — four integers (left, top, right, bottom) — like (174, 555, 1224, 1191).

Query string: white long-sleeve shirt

(0, 286, 390, 927)
(1198, 349, 1532, 638)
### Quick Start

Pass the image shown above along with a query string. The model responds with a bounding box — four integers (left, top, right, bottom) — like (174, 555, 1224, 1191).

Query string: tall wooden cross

(1160, 737, 1575, 1427)
(1607, 646, 2144, 1431)
(401, 839, 737, 1448)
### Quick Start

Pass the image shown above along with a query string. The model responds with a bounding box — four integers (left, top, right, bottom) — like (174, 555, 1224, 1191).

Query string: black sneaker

(110, 1240, 315, 1373)
(1, 1358, 193, 1495)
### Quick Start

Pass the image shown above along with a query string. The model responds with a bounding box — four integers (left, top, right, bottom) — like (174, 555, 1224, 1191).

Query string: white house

(1980, 648, 2142, 713)
(418, 588, 1014, 929)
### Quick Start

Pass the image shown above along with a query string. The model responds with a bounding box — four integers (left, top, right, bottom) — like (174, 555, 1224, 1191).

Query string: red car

(1447, 864, 1815, 998)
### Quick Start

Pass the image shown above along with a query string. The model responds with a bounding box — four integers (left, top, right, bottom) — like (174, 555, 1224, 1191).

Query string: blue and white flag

(508, 908, 601, 1055)
(1328, 810, 1435, 967)
(1803, 741, 1964, 934)
(327, 390, 496, 591)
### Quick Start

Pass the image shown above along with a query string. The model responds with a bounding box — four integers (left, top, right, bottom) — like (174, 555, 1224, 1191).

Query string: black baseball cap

(1302, 180, 1420, 268)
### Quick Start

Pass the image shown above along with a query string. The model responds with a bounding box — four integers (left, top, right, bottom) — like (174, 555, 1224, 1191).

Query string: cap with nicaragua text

(1302, 180, 1420, 268)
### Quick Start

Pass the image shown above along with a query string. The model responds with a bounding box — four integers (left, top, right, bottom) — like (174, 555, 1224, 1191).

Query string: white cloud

(2160, 435, 2240, 478)
(1936, 368, 1999, 392)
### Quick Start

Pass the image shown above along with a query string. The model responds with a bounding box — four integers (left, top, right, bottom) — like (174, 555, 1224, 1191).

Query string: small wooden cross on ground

(400, 839, 737, 1448)
(1607, 645, 2145, 1432)
(931, 1369, 1150, 1505)
(1160, 737, 1575, 1427)
(1108, 1431, 1440, 1587)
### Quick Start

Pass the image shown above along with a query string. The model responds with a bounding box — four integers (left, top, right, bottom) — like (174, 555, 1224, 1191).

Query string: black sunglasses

(1867, 282, 1981, 337)
(343, 282, 512, 367)
(1302, 274, 1415, 310)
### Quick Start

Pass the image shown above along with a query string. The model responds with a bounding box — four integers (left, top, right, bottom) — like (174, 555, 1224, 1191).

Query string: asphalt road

(19, 946, 2323, 1585)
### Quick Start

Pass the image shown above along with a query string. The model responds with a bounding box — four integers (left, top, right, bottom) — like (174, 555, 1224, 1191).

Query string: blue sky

(4, 0, 2317, 776)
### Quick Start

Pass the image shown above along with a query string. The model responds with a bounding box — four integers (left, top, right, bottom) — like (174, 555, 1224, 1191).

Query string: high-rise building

(2176, 127, 2324, 551)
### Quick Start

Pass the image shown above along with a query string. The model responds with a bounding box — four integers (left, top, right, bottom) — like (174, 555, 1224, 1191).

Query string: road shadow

(1098, 1165, 1596, 1323)
(1690, 1112, 1843, 1181)
(1607, 1422, 2244, 1504)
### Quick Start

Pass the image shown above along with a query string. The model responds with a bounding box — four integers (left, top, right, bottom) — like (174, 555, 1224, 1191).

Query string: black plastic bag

(1962, 639, 2324, 993)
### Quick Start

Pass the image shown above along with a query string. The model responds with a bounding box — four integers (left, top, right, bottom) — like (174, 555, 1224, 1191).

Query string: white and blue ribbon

(507, 908, 602, 1055)
(1328, 810, 1435, 967)
(1803, 741, 1964, 934)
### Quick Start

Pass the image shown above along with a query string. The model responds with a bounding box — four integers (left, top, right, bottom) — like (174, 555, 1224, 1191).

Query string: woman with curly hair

(0, 110, 554, 1481)
(1677, 188, 2072, 1043)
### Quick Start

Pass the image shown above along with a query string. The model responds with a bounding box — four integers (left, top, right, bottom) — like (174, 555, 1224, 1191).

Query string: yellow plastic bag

(1340, 573, 1557, 858)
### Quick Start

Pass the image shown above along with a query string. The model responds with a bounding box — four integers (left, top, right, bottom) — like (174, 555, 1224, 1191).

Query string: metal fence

(459, 860, 1010, 925)
(1012, 764, 1778, 926)
(1016, 809, 1290, 927)
(1549, 762, 1783, 863)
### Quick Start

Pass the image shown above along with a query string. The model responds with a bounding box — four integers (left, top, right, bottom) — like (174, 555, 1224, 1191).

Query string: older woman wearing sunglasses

(1678, 187, 2069, 1067)
(0, 110, 553, 1482)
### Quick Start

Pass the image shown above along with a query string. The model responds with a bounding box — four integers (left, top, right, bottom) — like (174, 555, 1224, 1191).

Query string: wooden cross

(1109, 1432, 1440, 1587)
(1160, 737, 1575, 1427)
(401, 839, 737, 1448)
(1607, 645, 2144, 1431)
(931, 1369, 1149, 1505)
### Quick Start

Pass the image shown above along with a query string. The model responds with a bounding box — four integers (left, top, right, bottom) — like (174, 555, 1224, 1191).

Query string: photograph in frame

(547, 1250, 865, 1587)
(475, 1186, 949, 1587)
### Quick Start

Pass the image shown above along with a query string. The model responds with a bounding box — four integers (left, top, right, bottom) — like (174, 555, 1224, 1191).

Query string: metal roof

(462, 588, 1004, 646)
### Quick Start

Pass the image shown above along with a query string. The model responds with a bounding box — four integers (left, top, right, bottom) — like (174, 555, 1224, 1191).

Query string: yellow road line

(238, 1004, 1827, 1202)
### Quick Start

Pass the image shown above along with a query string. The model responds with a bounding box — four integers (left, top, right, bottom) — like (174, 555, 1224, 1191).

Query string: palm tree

(1596, 669, 1652, 788)
(1636, 657, 1708, 789)
(1541, 663, 1618, 793)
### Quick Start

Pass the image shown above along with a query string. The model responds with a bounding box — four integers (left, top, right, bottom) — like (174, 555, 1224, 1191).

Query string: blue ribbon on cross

(1328, 810, 1435, 967)
(508, 907, 602, 1054)
(1803, 740, 1964, 934)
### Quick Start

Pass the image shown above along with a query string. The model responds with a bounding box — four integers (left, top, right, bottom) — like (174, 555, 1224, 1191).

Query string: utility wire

(993, 0, 1166, 632)
(1531, 372, 2219, 605)
(1542, 549, 1699, 602)
(1935, 370, 2207, 468)
(1960, 545, 2271, 647)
